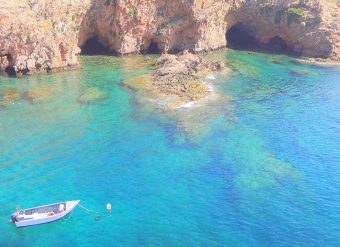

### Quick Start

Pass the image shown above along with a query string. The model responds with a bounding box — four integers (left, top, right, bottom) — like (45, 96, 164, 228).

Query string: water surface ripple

(0, 51, 339, 246)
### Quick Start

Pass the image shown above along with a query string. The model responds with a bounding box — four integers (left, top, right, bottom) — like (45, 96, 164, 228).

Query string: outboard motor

(8, 213, 17, 224)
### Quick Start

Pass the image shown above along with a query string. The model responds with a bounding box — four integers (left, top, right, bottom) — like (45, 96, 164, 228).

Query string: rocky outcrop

(78, 87, 107, 104)
(227, 0, 340, 59)
(151, 51, 225, 102)
(22, 85, 54, 102)
(0, 0, 339, 76)
(124, 51, 226, 110)
(0, 0, 90, 76)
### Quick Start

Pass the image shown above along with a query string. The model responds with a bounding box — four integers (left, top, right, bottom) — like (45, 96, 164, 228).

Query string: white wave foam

(207, 83, 214, 92)
(181, 101, 196, 108)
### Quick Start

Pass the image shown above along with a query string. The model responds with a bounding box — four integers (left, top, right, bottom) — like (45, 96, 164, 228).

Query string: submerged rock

(23, 85, 54, 102)
(123, 51, 228, 111)
(267, 56, 285, 64)
(78, 87, 107, 104)
(289, 70, 310, 76)
(0, 88, 19, 107)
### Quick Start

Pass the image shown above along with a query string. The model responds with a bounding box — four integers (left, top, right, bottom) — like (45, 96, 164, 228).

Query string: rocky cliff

(79, 0, 339, 58)
(0, 0, 90, 76)
(1, 0, 339, 75)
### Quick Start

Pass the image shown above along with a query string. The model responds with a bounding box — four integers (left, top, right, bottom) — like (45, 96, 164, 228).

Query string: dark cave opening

(226, 23, 259, 51)
(80, 37, 111, 55)
(0, 54, 16, 76)
(147, 41, 161, 54)
(226, 24, 292, 55)
(265, 36, 288, 54)
(4, 66, 16, 76)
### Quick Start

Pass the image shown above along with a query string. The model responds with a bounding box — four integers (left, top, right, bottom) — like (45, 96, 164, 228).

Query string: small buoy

(106, 203, 112, 211)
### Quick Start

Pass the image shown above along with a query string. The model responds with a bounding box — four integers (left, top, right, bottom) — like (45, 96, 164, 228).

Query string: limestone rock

(0, 0, 339, 76)
(151, 51, 225, 102)
(0, 0, 91, 76)
(79, 0, 340, 61)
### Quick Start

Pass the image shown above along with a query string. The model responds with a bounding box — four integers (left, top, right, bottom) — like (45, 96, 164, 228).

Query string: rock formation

(0, 0, 90, 76)
(0, 88, 19, 107)
(23, 85, 54, 102)
(151, 51, 225, 102)
(79, 0, 339, 59)
(78, 87, 107, 104)
(124, 51, 226, 110)
(0, 0, 339, 76)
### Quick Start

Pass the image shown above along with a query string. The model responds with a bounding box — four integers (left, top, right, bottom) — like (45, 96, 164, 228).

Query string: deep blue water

(0, 51, 339, 246)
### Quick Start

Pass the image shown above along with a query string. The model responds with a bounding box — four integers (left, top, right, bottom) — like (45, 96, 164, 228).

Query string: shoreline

(1, 50, 339, 78)
(0, 64, 80, 77)
(178, 74, 220, 110)
(295, 57, 340, 67)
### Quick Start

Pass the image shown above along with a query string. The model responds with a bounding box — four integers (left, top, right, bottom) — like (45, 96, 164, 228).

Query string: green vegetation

(109, 15, 120, 26)
(128, 6, 138, 16)
(287, 7, 305, 23)
(113, 17, 120, 25)
(152, 15, 158, 23)
(288, 7, 305, 17)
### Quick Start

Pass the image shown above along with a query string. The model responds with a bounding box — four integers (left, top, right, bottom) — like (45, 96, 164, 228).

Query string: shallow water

(0, 51, 339, 246)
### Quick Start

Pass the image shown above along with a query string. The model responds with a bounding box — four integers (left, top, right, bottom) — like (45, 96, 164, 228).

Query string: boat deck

(15, 202, 66, 222)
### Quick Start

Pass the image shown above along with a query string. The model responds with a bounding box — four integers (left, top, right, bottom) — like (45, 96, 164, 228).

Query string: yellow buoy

(106, 203, 112, 211)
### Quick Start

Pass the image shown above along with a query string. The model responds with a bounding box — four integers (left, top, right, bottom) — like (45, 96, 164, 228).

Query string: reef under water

(0, 51, 339, 246)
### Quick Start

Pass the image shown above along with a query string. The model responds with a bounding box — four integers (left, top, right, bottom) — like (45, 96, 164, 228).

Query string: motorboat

(9, 200, 80, 227)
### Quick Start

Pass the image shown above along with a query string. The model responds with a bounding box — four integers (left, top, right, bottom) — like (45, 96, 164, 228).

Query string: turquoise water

(0, 51, 339, 246)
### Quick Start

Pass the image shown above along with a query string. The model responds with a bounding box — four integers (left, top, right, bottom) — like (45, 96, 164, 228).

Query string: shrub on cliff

(287, 7, 305, 23)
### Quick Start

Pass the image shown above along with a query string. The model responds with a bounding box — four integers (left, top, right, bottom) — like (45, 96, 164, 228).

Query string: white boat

(9, 200, 80, 228)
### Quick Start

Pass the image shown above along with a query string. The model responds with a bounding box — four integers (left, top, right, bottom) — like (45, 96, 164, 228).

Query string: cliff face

(0, 0, 339, 75)
(79, 0, 339, 58)
(78, 0, 231, 54)
(228, 0, 340, 58)
(0, 0, 90, 76)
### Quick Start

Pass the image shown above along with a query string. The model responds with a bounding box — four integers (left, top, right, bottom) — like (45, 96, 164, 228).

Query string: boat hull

(13, 200, 79, 228)
(15, 211, 70, 227)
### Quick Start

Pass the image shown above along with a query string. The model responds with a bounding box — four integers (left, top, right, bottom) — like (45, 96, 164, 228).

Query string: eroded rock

(79, 0, 340, 61)
(0, 0, 339, 76)
(290, 70, 310, 76)
(123, 52, 227, 110)
(0, 0, 90, 76)
(151, 51, 225, 103)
